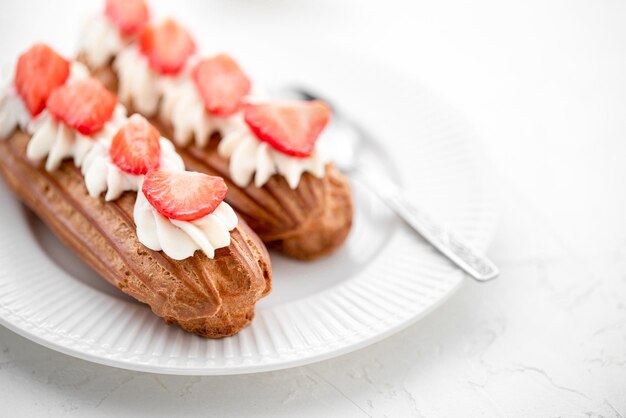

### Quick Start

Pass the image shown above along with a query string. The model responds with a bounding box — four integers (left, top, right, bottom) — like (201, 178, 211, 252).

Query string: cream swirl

(0, 86, 30, 140)
(114, 45, 164, 116)
(134, 190, 238, 260)
(79, 15, 124, 69)
(160, 78, 262, 148)
(82, 136, 184, 201)
(0, 62, 30, 139)
(217, 116, 327, 189)
(160, 78, 227, 147)
(26, 104, 127, 172)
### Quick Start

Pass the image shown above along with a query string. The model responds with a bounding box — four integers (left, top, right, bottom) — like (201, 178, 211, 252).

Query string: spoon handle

(357, 171, 499, 281)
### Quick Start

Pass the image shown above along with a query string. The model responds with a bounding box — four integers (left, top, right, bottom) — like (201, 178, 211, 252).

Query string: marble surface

(1, 0, 625, 416)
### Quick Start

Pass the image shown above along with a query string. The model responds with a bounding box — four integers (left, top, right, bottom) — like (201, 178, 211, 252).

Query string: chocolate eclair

(77, 2, 353, 260)
(0, 44, 271, 338)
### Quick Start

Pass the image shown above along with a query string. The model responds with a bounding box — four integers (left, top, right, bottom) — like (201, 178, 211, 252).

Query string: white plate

(0, 46, 497, 375)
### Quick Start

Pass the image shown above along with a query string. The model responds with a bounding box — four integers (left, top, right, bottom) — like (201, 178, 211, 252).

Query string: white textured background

(1, 0, 625, 416)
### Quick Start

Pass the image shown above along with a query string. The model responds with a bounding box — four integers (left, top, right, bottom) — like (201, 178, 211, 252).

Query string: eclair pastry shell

(0, 130, 272, 338)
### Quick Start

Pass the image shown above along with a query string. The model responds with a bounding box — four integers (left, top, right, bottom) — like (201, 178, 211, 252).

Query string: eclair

(77, 0, 353, 260)
(0, 44, 271, 338)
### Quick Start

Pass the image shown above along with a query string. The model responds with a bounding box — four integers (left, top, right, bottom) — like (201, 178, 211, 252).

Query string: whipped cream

(67, 61, 91, 82)
(217, 117, 327, 189)
(26, 104, 127, 172)
(134, 190, 238, 260)
(0, 85, 30, 140)
(82, 136, 184, 201)
(160, 78, 260, 148)
(0, 62, 30, 139)
(79, 15, 124, 69)
(114, 46, 164, 116)
(27, 115, 95, 172)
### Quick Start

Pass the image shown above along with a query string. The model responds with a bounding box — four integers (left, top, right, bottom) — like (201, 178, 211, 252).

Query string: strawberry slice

(110, 114, 161, 175)
(192, 54, 251, 117)
(142, 170, 228, 221)
(243, 100, 331, 157)
(104, 0, 149, 36)
(14, 44, 70, 116)
(47, 78, 117, 136)
(138, 19, 196, 76)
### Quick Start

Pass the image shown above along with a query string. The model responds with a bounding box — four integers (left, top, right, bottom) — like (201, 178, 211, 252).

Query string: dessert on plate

(0, 44, 271, 338)
(78, 0, 354, 260)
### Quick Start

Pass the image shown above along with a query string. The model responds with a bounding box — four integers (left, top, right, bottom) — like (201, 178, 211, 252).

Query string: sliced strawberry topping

(142, 170, 228, 221)
(138, 19, 196, 76)
(110, 114, 161, 175)
(243, 100, 331, 157)
(192, 54, 251, 117)
(14, 44, 70, 116)
(46, 78, 117, 136)
(104, 0, 149, 36)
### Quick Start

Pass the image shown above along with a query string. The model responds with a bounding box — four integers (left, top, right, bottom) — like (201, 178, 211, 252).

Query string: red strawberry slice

(243, 100, 331, 157)
(142, 170, 228, 221)
(192, 54, 251, 117)
(47, 78, 117, 136)
(138, 19, 196, 76)
(110, 114, 161, 175)
(14, 44, 70, 116)
(105, 0, 149, 37)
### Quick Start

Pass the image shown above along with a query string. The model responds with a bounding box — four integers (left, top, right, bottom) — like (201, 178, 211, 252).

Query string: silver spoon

(284, 87, 499, 282)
